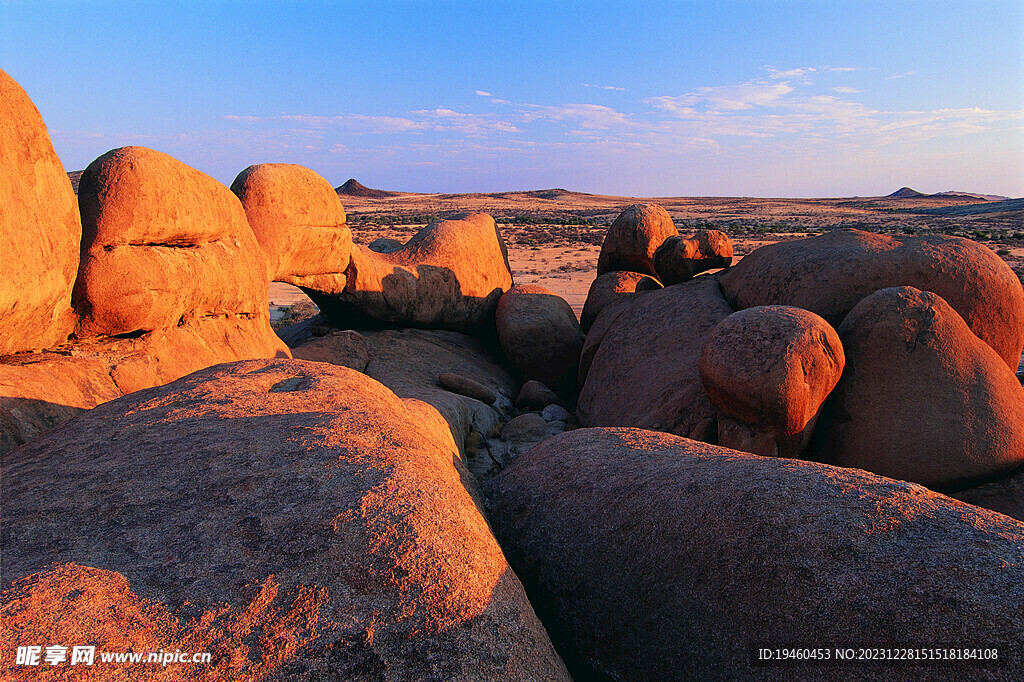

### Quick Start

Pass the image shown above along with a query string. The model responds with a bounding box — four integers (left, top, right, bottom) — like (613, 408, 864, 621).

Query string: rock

(0, 359, 569, 681)
(951, 465, 1024, 524)
(653, 229, 733, 285)
(230, 163, 352, 284)
(439, 372, 497, 405)
(369, 237, 404, 253)
(485, 427, 1024, 680)
(579, 270, 662, 332)
(516, 380, 565, 410)
(541, 404, 571, 422)
(596, 203, 678, 277)
(718, 228, 1024, 370)
(699, 306, 844, 458)
(577, 277, 733, 441)
(502, 413, 551, 444)
(304, 214, 513, 333)
(495, 285, 585, 392)
(816, 287, 1024, 490)
(291, 329, 370, 371)
(0, 68, 81, 354)
(548, 420, 567, 435)
(576, 297, 634, 390)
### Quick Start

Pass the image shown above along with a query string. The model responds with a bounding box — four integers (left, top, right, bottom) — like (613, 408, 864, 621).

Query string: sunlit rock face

(596, 203, 678, 277)
(1, 359, 569, 681)
(0, 68, 81, 354)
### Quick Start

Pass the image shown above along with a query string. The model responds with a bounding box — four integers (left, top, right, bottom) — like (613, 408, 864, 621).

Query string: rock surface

(230, 163, 352, 284)
(577, 277, 733, 441)
(653, 229, 734, 285)
(291, 329, 370, 371)
(495, 284, 585, 392)
(951, 465, 1024, 524)
(596, 203, 678, 277)
(439, 372, 498, 405)
(718, 228, 1024, 369)
(0, 359, 569, 681)
(699, 305, 844, 458)
(579, 270, 662, 332)
(816, 287, 1024, 490)
(486, 427, 1024, 681)
(0, 68, 81, 354)
(516, 380, 565, 410)
(304, 213, 513, 333)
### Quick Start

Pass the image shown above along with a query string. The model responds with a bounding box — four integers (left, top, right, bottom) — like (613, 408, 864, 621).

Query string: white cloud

(764, 66, 816, 80)
(583, 83, 626, 91)
(475, 90, 492, 97)
(649, 81, 794, 112)
(831, 86, 863, 93)
(825, 66, 861, 72)
(886, 71, 916, 80)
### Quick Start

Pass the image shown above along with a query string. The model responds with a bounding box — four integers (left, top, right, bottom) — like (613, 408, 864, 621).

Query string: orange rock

(596, 203, 678, 277)
(699, 305, 844, 458)
(579, 270, 662, 332)
(653, 229, 733, 285)
(495, 284, 585, 392)
(230, 163, 352, 283)
(816, 286, 1024, 489)
(306, 213, 513, 332)
(0, 69, 81, 354)
(718, 228, 1024, 370)
(0, 359, 569, 680)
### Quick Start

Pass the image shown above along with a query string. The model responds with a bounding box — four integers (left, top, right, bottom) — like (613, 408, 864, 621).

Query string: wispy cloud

(583, 83, 626, 91)
(831, 86, 863, 93)
(764, 66, 816, 81)
(475, 90, 492, 97)
(825, 66, 861, 72)
(886, 71, 916, 80)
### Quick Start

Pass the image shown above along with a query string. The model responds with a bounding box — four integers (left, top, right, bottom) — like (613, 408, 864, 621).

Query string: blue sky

(2, 1, 1022, 196)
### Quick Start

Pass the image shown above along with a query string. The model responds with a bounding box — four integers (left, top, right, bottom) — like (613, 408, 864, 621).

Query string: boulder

(579, 270, 662, 332)
(0, 359, 569, 681)
(486, 427, 1024, 680)
(699, 306, 844, 458)
(230, 163, 352, 284)
(951, 465, 1024, 524)
(596, 203, 678, 277)
(439, 372, 497, 405)
(816, 287, 1024, 490)
(369, 237, 404, 253)
(291, 329, 370, 371)
(653, 229, 733, 285)
(0, 68, 81, 354)
(516, 380, 565, 410)
(495, 285, 585, 392)
(577, 277, 733, 441)
(503, 413, 552, 444)
(303, 213, 513, 333)
(718, 228, 1024, 370)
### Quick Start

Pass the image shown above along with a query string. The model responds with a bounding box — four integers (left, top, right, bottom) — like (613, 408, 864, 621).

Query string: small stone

(438, 372, 497, 405)
(502, 413, 552, 444)
(516, 380, 565, 410)
(541, 404, 570, 422)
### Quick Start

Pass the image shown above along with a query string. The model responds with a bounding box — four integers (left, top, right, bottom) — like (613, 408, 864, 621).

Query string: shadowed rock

(577, 277, 733, 441)
(700, 306, 844, 458)
(653, 229, 733, 285)
(951, 464, 1024, 523)
(495, 285, 585, 392)
(305, 213, 513, 333)
(0, 359, 569, 680)
(580, 270, 662, 332)
(517, 380, 565, 410)
(718, 228, 1024, 370)
(816, 287, 1024, 490)
(231, 163, 352, 284)
(486, 427, 1024, 680)
(596, 203, 678, 277)
(0, 68, 81, 354)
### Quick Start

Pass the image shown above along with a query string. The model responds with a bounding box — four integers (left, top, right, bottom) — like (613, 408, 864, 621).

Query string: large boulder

(0, 359, 569, 680)
(596, 203, 678, 277)
(0, 68, 81, 354)
(486, 427, 1024, 681)
(816, 287, 1024, 490)
(230, 163, 353, 284)
(718, 228, 1024, 370)
(951, 465, 1024, 524)
(495, 285, 585, 392)
(303, 213, 513, 333)
(577, 277, 733, 441)
(699, 305, 844, 458)
(653, 229, 733, 285)
(579, 270, 662, 332)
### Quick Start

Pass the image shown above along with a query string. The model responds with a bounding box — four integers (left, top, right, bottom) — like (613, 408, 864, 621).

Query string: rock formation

(699, 305, 844, 458)
(304, 213, 513, 333)
(815, 286, 1024, 490)
(718, 228, 1024, 370)
(0, 68, 81, 354)
(495, 284, 585, 392)
(653, 229, 733, 285)
(579, 270, 662, 332)
(486, 427, 1024, 680)
(230, 163, 352, 284)
(577, 277, 733, 441)
(596, 203, 678, 277)
(1, 359, 569, 680)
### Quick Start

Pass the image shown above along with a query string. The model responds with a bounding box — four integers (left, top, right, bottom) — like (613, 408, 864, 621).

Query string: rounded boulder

(596, 203, 678, 277)
(653, 229, 733, 285)
(580, 270, 662, 332)
(496, 285, 585, 392)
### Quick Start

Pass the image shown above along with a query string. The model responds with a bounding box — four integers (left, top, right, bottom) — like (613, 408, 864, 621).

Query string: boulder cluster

(4, 68, 1024, 679)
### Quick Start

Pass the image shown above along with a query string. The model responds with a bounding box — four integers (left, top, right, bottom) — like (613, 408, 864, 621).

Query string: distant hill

(67, 170, 83, 193)
(888, 187, 926, 198)
(336, 179, 399, 199)
(916, 198, 1024, 217)
(887, 187, 1010, 201)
